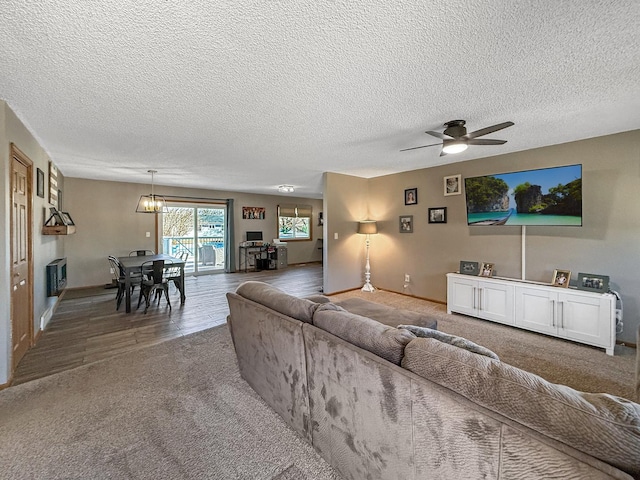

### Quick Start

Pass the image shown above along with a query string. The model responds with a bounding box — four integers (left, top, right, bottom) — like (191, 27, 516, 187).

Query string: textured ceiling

(1, 1, 639, 198)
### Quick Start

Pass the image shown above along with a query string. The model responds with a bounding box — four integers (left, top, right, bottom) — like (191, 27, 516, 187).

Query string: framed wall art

(576, 273, 609, 293)
(37, 168, 45, 198)
(48, 161, 59, 208)
(428, 207, 447, 224)
(242, 206, 265, 219)
(444, 174, 462, 196)
(404, 188, 417, 205)
(399, 215, 413, 233)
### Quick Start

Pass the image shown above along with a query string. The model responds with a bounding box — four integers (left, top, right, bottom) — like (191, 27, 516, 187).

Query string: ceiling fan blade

(466, 121, 514, 139)
(400, 142, 442, 152)
(467, 138, 507, 146)
(425, 130, 453, 140)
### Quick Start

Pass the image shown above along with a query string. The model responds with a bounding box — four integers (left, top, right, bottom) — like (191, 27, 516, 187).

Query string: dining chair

(138, 260, 171, 313)
(164, 252, 188, 296)
(107, 256, 142, 310)
(129, 249, 155, 256)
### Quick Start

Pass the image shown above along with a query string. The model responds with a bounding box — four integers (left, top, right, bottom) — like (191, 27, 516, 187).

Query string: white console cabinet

(446, 273, 616, 355)
(446, 274, 514, 325)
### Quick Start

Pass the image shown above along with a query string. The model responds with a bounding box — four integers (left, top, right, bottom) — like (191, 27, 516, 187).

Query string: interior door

(11, 146, 33, 369)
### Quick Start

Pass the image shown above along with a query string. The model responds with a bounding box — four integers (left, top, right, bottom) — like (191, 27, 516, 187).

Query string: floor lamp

(357, 220, 378, 292)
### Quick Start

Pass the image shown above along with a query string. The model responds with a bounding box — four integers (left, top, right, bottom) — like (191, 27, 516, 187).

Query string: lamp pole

(357, 220, 377, 292)
(361, 233, 375, 292)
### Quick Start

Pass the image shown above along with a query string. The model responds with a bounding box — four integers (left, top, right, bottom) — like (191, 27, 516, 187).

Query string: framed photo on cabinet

(551, 269, 571, 287)
(576, 273, 609, 293)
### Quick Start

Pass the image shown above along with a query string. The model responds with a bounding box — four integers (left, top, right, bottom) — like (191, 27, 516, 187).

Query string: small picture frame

(576, 273, 609, 293)
(45, 207, 64, 226)
(459, 260, 479, 276)
(479, 262, 494, 277)
(59, 212, 75, 226)
(444, 174, 462, 196)
(552, 269, 571, 288)
(428, 207, 447, 224)
(37, 168, 45, 198)
(399, 215, 413, 233)
(405, 188, 418, 205)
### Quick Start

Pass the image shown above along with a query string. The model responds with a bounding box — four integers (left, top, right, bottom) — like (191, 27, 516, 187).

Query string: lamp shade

(135, 169, 167, 213)
(135, 194, 167, 213)
(357, 220, 378, 235)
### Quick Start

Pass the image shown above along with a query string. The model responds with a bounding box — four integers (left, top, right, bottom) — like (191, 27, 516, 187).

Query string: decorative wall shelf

(42, 225, 76, 235)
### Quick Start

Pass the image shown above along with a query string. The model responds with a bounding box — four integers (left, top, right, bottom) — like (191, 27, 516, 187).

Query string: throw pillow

(398, 325, 499, 360)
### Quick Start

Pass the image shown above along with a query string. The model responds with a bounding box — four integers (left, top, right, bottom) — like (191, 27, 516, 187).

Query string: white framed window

(277, 204, 312, 240)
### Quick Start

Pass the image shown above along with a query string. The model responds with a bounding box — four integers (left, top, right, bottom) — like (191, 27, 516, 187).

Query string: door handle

(551, 300, 556, 327)
(478, 288, 483, 311)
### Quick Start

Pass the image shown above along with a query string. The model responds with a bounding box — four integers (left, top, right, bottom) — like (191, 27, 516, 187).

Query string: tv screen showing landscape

(464, 164, 582, 226)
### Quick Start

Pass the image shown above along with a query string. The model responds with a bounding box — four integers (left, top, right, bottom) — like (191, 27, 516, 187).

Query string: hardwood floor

(12, 263, 323, 386)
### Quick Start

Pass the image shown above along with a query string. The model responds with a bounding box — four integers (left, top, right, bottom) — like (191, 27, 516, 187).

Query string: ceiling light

(278, 185, 295, 193)
(442, 141, 468, 155)
(136, 170, 167, 213)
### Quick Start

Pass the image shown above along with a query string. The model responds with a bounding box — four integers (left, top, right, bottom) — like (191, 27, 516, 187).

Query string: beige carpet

(330, 289, 637, 401)
(0, 325, 342, 480)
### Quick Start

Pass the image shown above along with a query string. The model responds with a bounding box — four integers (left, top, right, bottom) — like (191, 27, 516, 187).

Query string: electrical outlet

(404, 274, 411, 283)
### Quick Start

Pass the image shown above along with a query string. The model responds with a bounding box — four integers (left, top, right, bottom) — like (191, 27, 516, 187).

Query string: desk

(117, 254, 186, 313)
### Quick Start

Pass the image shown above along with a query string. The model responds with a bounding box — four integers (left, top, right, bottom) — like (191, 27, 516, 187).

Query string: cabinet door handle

(473, 287, 476, 309)
(479, 288, 483, 311)
(551, 300, 556, 327)
(560, 301, 564, 329)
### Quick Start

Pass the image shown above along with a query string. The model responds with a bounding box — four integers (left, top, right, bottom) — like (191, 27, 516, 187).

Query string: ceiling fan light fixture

(278, 185, 295, 193)
(442, 142, 468, 154)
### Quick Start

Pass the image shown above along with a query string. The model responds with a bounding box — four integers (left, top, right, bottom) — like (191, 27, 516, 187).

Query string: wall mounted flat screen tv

(464, 164, 582, 226)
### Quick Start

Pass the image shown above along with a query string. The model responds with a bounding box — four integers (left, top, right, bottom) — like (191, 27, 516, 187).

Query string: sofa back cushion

(236, 281, 319, 323)
(313, 306, 415, 365)
(402, 337, 640, 477)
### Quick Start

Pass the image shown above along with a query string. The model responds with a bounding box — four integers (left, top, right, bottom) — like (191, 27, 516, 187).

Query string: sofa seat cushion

(402, 337, 640, 477)
(313, 306, 415, 365)
(399, 325, 499, 360)
(334, 297, 438, 330)
(236, 281, 319, 323)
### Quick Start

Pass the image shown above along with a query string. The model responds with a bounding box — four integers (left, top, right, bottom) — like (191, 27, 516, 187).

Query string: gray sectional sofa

(226, 281, 640, 479)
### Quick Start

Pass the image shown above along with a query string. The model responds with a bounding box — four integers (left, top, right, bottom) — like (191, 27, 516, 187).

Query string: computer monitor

(246, 231, 263, 241)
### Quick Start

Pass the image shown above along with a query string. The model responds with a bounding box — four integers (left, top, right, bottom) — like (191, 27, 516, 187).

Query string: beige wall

(0, 101, 65, 384)
(64, 178, 323, 288)
(322, 172, 370, 294)
(325, 130, 640, 344)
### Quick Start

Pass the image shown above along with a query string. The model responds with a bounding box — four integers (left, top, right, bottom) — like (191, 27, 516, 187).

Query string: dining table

(117, 254, 186, 313)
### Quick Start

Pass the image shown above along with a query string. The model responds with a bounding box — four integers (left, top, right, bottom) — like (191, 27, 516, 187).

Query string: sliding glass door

(161, 204, 226, 274)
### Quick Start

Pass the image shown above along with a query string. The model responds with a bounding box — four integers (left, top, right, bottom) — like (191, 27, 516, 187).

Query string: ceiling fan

(401, 120, 514, 156)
